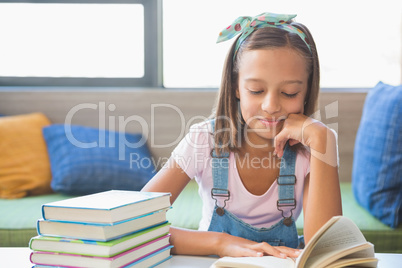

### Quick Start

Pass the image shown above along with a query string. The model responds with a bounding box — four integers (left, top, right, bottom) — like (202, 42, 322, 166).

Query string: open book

(211, 216, 378, 268)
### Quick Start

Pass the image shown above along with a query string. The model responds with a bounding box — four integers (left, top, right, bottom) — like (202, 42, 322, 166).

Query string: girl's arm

(301, 124, 342, 243)
(142, 157, 302, 258)
(141, 157, 191, 205)
(274, 114, 342, 244)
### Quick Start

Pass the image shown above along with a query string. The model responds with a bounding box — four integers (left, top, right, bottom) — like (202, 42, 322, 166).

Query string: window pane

(0, 3, 144, 78)
(163, 0, 401, 88)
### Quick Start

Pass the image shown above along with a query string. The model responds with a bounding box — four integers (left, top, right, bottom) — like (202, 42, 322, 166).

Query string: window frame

(0, 0, 163, 87)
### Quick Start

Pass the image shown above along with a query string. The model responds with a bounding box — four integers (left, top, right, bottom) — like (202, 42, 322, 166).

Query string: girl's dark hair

(211, 21, 320, 155)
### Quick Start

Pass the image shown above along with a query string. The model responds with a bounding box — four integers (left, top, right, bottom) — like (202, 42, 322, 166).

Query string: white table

(1, 247, 401, 267)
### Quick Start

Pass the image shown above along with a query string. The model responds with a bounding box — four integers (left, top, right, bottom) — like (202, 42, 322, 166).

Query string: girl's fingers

(288, 139, 300, 146)
(243, 249, 263, 257)
(257, 243, 302, 259)
(220, 235, 270, 258)
(250, 242, 289, 259)
(274, 131, 289, 158)
(274, 114, 308, 157)
(231, 246, 264, 258)
(257, 245, 284, 258)
(220, 233, 302, 259)
(277, 247, 303, 258)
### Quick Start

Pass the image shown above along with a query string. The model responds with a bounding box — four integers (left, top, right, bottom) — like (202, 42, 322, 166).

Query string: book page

(340, 243, 375, 259)
(326, 257, 378, 268)
(297, 217, 371, 268)
(303, 243, 373, 268)
(210, 256, 295, 268)
(324, 243, 378, 268)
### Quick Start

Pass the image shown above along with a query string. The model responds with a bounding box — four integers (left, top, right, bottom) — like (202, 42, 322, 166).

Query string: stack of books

(29, 190, 173, 268)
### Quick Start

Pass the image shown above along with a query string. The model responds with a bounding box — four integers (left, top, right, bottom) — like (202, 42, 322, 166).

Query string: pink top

(172, 121, 310, 231)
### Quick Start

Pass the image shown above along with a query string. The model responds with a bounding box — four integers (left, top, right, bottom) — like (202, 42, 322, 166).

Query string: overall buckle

(277, 175, 297, 226)
(211, 188, 230, 216)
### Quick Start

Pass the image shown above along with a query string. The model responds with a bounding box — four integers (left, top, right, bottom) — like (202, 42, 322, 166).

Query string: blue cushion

(43, 125, 156, 195)
(352, 81, 402, 228)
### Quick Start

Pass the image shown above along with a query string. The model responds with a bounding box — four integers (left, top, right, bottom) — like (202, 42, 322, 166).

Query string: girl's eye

(282, 92, 298, 98)
(248, 89, 263, 95)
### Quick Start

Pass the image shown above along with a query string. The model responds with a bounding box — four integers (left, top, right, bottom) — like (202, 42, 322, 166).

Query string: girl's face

(236, 47, 309, 144)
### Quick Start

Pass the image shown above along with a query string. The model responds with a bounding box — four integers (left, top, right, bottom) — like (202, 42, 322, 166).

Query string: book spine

(29, 251, 34, 264)
(36, 220, 43, 236)
(33, 263, 81, 268)
(28, 236, 38, 250)
(41, 204, 47, 220)
(123, 245, 174, 267)
(150, 255, 173, 268)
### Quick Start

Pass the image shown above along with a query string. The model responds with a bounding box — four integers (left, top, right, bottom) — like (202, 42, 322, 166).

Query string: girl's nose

(261, 92, 281, 114)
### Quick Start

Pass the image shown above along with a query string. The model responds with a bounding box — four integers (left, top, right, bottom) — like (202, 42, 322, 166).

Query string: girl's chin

(242, 121, 283, 143)
(251, 122, 283, 134)
(245, 128, 280, 143)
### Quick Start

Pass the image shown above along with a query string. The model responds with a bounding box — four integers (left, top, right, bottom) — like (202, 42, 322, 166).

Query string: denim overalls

(207, 121, 303, 248)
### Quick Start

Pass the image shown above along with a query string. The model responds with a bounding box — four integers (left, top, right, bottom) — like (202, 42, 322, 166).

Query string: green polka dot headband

(217, 12, 312, 57)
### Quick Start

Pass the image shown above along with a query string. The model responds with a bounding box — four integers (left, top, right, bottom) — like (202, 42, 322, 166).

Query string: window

(0, 0, 161, 87)
(0, 0, 400, 88)
(163, 0, 402, 88)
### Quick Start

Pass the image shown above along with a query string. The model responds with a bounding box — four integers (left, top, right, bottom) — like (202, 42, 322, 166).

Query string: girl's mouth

(259, 118, 283, 127)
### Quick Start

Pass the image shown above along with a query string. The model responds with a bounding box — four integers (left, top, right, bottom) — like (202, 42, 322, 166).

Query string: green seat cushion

(167, 180, 202, 230)
(0, 193, 75, 247)
(340, 182, 402, 253)
(295, 183, 398, 230)
(296, 183, 401, 253)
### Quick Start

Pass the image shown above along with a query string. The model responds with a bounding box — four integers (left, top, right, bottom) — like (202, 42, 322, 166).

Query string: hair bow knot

(217, 12, 311, 55)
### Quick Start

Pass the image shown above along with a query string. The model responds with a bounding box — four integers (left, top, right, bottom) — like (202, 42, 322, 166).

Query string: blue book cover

(42, 190, 171, 224)
(37, 209, 169, 241)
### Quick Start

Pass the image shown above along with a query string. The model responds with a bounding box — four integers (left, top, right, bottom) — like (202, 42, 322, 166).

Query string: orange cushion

(0, 113, 53, 199)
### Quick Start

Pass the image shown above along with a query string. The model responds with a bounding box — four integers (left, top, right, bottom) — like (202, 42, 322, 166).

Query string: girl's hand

(217, 232, 302, 259)
(274, 114, 337, 167)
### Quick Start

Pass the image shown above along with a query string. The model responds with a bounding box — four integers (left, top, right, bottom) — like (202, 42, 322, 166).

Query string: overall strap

(277, 143, 297, 226)
(210, 119, 230, 216)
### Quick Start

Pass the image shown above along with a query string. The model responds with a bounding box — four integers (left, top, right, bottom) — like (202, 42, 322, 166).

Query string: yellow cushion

(0, 113, 53, 199)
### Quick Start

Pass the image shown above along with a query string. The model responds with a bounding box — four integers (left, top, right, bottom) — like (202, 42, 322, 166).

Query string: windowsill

(0, 86, 370, 93)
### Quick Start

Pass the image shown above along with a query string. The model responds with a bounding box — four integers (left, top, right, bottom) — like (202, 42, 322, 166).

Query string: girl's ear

(235, 88, 240, 99)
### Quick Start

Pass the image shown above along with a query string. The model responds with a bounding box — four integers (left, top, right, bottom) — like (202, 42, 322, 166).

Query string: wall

(0, 90, 366, 182)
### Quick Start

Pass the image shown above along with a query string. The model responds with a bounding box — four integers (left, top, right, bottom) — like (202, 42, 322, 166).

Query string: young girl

(142, 12, 342, 259)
